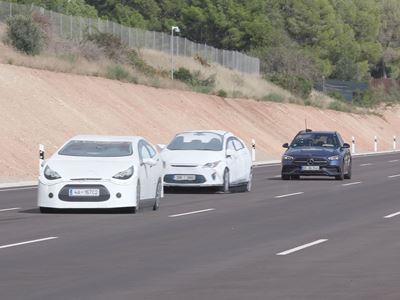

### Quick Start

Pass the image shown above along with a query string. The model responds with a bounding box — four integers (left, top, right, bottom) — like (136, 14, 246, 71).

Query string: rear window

(59, 141, 133, 157)
(167, 132, 223, 151)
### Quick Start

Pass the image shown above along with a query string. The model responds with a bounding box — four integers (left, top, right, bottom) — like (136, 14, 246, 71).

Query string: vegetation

(5, 15, 44, 55)
(173, 67, 216, 93)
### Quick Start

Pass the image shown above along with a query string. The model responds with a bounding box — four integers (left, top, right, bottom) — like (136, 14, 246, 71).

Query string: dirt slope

(1, 64, 399, 182)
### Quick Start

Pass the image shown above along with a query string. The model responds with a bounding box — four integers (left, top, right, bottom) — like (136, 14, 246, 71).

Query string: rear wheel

(133, 181, 141, 214)
(220, 169, 230, 193)
(153, 179, 162, 211)
(239, 169, 253, 192)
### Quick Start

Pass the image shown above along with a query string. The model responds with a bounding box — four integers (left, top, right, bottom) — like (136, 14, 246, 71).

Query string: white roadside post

(170, 26, 180, 80)
(394, 136, 397, 150)
(39, 144, 45, 172)
(374, 136, 378, 152)
(351, 136, 355, 154)
(251, 139, 256, 162)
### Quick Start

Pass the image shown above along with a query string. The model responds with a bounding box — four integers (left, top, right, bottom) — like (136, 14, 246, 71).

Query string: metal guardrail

(0, 1, 260, 75)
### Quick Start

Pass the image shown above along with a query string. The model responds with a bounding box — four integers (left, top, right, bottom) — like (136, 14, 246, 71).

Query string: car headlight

(203, 161, 221, 168)
(328, 155, 340, 161)
(112, 166, 134, 180)
(44, 165, 61, 180)
(282, 155, 294, 161)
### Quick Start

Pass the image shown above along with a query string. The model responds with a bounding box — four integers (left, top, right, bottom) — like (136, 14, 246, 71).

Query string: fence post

(394, 136, 397, 150)
(60, 14, 63, 36)
(374, 136, 378, 152)
(70, 15, 73, 39)
(251, 139, 256, 162)
(352, 136, 355, 154)
(9, 1, 12, 17)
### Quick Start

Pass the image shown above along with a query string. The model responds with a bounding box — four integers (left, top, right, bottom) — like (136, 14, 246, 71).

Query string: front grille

(293, 158, 328, 166)
(59, 184, 110, 202)
(170, 164, 199, 168)
(70, 178, 102, 181)
(164, 174, 206, 184)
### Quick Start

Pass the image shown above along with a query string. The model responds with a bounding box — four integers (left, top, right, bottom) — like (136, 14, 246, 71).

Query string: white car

(38, 135, 163, 213)
(161, 130, 252, 192)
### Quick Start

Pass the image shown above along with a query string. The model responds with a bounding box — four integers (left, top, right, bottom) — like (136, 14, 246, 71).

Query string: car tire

(220, 169, 230, 193)
(153, 179, 162, 211)
(281, 174, 290, 180)
(240, 169, 253, 192)
(291, 175, 300, 180)
(335, 166, 345, 181)
(39, 207, 53, 213)
(344, 162, 352, 180)
(132, 181, 140, 214)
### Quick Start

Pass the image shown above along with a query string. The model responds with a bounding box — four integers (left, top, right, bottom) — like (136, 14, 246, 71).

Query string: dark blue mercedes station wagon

(281, 130, 352, 180)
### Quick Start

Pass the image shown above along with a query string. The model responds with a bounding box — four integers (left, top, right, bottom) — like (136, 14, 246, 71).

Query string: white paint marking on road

(274, 175, 281, 178)
(276, 239, 328, 256)
(0, 237, 58, 250)
(384, 211, 400, 219)
(342, 181, 362, 187)
(360, 163, 372, 166)
(169, 208, 215, 218)
(389, 159, 399, 163)
(388, 174, 400, 178)
(0, 207, 20, 212)
(274, 192, 304, 199)
(0, 187, 37, 192)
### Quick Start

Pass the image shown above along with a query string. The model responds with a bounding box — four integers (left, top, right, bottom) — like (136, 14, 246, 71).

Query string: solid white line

(168, 208, 215, 218)
(342, 181, 361, 187)
(0, 207, 20, 212)
(274, 192, 304, 199)
(277, 239, 328, 256)
(360, 163, 372, 166)
(0, 187, 37, 192)
(388, 174, 400, 178)
(389, 160, 399, 163)
(384, 211, 400, 219)
(0, 237, 58, 250)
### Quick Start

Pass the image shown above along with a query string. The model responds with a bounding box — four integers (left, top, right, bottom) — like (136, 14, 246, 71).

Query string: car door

(337, 134, 351, 172)
(232, 138, 251, 182)
(225, 137, 240, 184)
(143, 141, 161, 193)
(138, 140, 153, 201)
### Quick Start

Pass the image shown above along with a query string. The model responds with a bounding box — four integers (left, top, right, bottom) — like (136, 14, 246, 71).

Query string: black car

(281, 130, 352, 180)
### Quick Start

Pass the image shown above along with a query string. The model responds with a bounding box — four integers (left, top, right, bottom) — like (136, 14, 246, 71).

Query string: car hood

(161, 150, 223, 166)
(45, 156, 135, 180)
(285, 147, 339, 158)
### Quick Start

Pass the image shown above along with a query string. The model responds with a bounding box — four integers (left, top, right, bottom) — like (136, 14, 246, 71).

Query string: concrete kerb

(1, 149, 399, 189)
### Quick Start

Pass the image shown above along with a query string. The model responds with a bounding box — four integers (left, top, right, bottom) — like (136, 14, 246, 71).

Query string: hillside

(1, 64, 399, 182)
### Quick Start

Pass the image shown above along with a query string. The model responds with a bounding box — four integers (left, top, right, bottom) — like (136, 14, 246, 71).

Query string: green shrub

(6, 15, 45, 55)
(173, 67, 193, 83)
(262, 93, 285, 102)
(217, 89, 228, 97)
(328, 100, 352, 113)
(127, 49, 157, 76)
(174, 68, 215, 93)
(85, 31, 126, 61)
(106, 64, 131, 81)
(327, 91, 347, 102)
(267, 74, 312, 99)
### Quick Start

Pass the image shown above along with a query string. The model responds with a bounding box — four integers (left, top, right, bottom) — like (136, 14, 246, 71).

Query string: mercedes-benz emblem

(307, 158, 315, 165)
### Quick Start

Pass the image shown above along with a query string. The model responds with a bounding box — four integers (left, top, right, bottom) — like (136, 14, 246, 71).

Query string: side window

(144, 142, 157, 158)
(336, 134, 344, 147)
(139, 142, 151, 161)
(226, 138, 235, 151)
(232, 138, 244, 151)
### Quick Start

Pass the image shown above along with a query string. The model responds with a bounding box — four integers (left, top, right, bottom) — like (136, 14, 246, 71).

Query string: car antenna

(305, 118, 307, 131)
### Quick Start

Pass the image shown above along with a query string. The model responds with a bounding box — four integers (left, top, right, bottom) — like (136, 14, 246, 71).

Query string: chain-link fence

(0, 1, 260, 75)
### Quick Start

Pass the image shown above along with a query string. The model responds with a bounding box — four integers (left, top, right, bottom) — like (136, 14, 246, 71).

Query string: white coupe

(38, 135, 163, 213)
(161, 130, 252, 192)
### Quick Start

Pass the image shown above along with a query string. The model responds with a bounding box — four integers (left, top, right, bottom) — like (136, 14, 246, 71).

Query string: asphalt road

(0, 153, 400, 300)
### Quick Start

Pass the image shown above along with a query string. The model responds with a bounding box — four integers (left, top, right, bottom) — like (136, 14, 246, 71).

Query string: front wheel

(335, 167, 345, 181)
(281, 174, 290, 180)
(39, 207, 54, 214)
(153, 180, 162, 211)
(220, 169, 230, 193)
(344, 162, 352, 180)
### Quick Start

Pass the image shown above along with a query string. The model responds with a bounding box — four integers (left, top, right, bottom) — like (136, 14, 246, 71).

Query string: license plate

(174, 175, 196, 181)
(301, 166, 320, 171)
(69, 189, 100, 197)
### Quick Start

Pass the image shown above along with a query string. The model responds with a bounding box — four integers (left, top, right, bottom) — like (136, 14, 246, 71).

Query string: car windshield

(167, 132, 223, 151)
(290, 133, 339, 148)
(58, 140, 133, 157)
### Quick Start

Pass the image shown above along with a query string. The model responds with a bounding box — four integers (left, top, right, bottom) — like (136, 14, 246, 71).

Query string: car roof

(70, 135, 143, 143)
(297, 131, 337, 135)
(177, 130, 230, 136)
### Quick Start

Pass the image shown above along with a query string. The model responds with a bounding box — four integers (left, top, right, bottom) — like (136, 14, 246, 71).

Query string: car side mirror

(226, 149, 235, 158)
(142, 158, 157, 166)
(342, 143, 350, 149)
(157, 144, 166, 150)
(282, 143, 289, 148)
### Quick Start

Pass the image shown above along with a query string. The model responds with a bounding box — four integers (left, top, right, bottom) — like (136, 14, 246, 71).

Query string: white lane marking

(0, 207, 20, 212)
(388, 174, 400, 178)
(0, 237, 58, 250)
(342, 181, 361, 187)
(277, 239, 328, 256)
(384, 211, 400, 219)
(389, 160, 399, 163)
(169, 208, 215, 218)
(274, 192, 304, 199)
(0, 187, 37, 192)
(360, 163, 372, 166)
